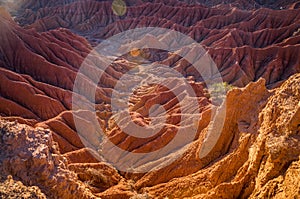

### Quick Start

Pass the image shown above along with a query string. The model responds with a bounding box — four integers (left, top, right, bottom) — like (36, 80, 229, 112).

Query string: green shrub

(208, 82, 235, 104)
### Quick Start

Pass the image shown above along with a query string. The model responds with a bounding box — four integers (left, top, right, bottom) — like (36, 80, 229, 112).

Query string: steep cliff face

(141, 73, 300, 199)
(0, 0, 299, 198)
(0, 120, 98, 199)
(0, 73, 299, 198)
(11, 0, 300, 87)
(0, 175, 46, 199)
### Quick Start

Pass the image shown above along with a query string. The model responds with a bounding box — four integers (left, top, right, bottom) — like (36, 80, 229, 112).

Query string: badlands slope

(0, 0, 300, 198)
(15, 0, 300, 87)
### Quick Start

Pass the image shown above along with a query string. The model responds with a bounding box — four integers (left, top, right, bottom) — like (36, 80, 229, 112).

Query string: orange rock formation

(0, 0, 299, 198)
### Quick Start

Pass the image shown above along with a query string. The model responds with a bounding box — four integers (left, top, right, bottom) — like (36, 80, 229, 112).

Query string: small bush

(208, 82, 235, 104)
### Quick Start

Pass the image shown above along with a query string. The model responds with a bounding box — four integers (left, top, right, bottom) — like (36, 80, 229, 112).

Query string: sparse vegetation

(208, 82, 236, 104)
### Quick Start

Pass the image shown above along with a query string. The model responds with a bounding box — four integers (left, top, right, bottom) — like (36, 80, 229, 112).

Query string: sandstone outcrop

(0, 0, 299, 198)
(0, 175, 46, 199)
(0, 120, 97, 198)
(12, 0, 300, 87)
(1, 73, 299, 198)
(140, 73, 300, 198)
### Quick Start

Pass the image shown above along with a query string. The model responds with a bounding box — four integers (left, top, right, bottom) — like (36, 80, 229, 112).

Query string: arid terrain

(0, 0, 299, 198)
